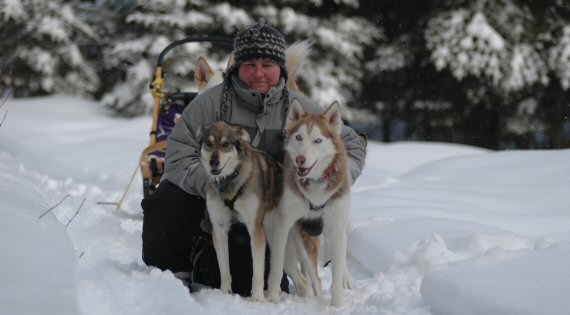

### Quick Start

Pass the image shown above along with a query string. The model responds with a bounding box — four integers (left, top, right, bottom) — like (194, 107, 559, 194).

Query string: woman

(141, 20, 366, 296)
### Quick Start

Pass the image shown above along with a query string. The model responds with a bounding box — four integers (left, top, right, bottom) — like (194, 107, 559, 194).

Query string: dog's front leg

(248, 222, 266, 302)
(265, 212, 293, 303)
(324, 233, 352, 290)
(210, 213, 232, 294)
(328, 226, 347, 308)
(238, 196, 266, 301)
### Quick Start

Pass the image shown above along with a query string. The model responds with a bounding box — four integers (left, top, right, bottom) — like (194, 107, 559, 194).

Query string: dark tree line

(1, 0, 569, 149)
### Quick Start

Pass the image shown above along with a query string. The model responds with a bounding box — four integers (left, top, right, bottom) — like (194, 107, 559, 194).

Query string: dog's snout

(210, 158, 220, 168)
(295, 155, 306, 166)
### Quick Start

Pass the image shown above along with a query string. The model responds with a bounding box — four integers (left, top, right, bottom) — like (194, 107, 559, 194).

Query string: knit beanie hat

(229, 20, 288, 80)
(220, 20, 290, 124)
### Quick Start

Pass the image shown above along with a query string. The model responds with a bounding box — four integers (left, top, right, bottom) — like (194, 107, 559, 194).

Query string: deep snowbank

(1, 96, 569, 315)
(0, 152, 79, 315)
(421, 247, 570, 315)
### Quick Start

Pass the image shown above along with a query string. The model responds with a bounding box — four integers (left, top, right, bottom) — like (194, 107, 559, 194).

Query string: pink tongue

(297, 168, 309, 176)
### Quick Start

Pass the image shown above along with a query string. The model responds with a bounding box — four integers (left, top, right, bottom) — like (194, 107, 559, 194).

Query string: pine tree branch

(38, 194, 71, 220)
(66, 197, 86, 227)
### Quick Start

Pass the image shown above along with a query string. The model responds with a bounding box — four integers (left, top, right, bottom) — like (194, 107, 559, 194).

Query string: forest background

(2, 0, 570, 149)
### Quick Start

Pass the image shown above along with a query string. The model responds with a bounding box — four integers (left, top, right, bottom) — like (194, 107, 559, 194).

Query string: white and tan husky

(265, 99, 353, 307)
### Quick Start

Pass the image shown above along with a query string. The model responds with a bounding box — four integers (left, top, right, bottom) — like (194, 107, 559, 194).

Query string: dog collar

(216, 169, 240, 194)
(225, 169, 240, 182)
(309, 201, 326, 211)
(298, 163, 339, 186)
(322, 163, 339, 181)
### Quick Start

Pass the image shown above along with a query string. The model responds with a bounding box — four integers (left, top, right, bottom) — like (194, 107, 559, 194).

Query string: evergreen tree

(361, 0, 570, 149)
(96, 0, 382, 116)
(3, 0, 569, 148)
(0, 0, 99, 96)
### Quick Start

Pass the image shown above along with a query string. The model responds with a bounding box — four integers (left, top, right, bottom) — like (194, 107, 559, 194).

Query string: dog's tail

(286, 40, 312, 93)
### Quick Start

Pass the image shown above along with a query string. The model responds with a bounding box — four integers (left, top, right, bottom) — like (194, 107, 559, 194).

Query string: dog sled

(112, 37, 233, 210)
(140, 36, 234, 199)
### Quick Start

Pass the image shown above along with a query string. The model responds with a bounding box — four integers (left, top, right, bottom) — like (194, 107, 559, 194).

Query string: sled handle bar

(156, 36, 234, 67)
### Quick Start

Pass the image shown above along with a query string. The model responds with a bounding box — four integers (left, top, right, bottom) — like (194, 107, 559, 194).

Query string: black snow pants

(141, 179, 288, 296)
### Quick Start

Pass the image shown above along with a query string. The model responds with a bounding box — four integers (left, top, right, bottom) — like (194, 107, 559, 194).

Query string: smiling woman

(238, 60, 281, 94)
(141, 19, 367, 300)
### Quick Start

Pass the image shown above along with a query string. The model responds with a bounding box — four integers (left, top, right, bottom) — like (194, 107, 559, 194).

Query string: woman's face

(238, 60, 281, 93)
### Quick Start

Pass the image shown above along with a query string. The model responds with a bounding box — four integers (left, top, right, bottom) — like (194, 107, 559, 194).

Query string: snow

(466, 13, 505, 50)
(1, 0, 26, 22)
(421, 247, 570, 315)
(1, 95, 569, 315)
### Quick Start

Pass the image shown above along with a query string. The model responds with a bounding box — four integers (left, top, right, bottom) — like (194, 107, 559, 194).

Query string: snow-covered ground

(1, 95, 569, 315)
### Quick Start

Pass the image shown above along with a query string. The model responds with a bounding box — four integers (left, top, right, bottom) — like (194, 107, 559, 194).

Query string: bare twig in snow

(0, 89, 11, 109)
(96, 201, 119, 206)
(38, 194, 70, 220)
(0, 110, 7, 129)
(66, 197, 86, 227)
(0, 89, 11, 129)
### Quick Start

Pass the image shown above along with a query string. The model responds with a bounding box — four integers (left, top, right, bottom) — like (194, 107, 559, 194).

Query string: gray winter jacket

(162, 74, 366, 198)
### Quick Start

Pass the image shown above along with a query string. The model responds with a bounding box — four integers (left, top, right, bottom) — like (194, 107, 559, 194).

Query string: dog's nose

(295, 155, 305, 166)
(210, 158, 220, 168)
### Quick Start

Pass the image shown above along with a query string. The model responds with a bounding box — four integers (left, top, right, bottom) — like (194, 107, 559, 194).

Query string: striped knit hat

(229, 20, 288, 80)
(220, 20, 290, 123)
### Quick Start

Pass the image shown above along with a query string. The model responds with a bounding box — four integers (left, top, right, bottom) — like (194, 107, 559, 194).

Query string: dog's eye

(295, 135, 302, 141)
(314, 138, 322, 144)
(222, 142, 231, 149)
(204, 141, 212, 147)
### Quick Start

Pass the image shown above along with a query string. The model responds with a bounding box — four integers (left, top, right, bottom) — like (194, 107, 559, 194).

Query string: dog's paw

(268, 290, 281, 304)
(312, 282, 322, 297)
(293, 275, 310, 297)
(296, 282, 310, 297)
(343, 272, 354, 290)
(220, 282, 232, 294)
(331, 291, 343, 308)
(251, 290, 265, 302)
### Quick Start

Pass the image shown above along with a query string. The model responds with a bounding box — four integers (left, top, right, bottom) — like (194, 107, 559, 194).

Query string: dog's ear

(324, 101, 343, 134)
(195, 56, 215, 92)
(232, 126, 249, 159)
(286, 99, 306, 128)
(226, 52, 235, 72)
(237, 127, 251, 144)
(196, 125, 204, 146)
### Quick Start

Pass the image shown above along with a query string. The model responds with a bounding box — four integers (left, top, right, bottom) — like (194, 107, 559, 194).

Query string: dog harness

(299, 163, 340, 236)
(215, 169, 240, 194)
(214, 168, 244, 212)
(303, 163, 339, 212)
(223, 186, 244, 212)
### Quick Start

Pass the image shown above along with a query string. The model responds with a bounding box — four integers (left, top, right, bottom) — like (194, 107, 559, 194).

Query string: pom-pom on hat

(229, 19, 288, 80)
